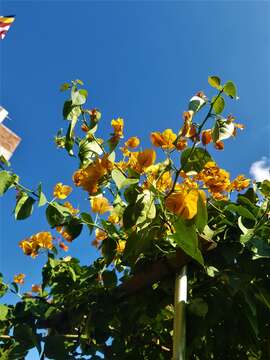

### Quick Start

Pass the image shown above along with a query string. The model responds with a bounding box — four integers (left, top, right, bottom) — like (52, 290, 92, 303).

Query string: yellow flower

(64, 201, 79, 216)
(108, 212, 120, 224)
(125, 136, 140, 148)
(35, 232, 53, 250)
(165, 187, 199, 219)
(91, 228, 108, 248)
(230, 175, 250, 191)
(156, 171, 173, 192)
(116, 240, 126, 253)
(53, 183, 72, 199)
(150, 129, 177, 150)
(56, 227, 73, 242)
(137, 149, 156, 171)
(111, 118, 124, 138)
(19, 240, 38, 258)
(198, 162, 230, 195)
(91, 195, 112, 214)
(14, 273, 25, 285)
(161, 129, 177, 150)
(31, 284, 41, 293)
(73, 158, 109, 195)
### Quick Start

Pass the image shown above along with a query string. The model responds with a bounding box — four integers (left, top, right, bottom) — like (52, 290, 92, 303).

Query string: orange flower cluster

(73, 156, 113, 195)
(197, 162, 230, 199)
(230, 175, 250, 191)
(145, 170, 173, 193)
(63, 201, 79, 216)
(19, 232, 53, 258)
(118, 149, 156, 174)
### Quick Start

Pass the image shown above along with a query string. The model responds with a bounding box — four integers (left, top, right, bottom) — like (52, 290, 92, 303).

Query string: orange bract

(125, 136, 140, 148)
(165, 186, 199, 220)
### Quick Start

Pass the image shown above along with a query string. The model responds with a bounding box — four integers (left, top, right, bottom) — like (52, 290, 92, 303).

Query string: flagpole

(172, 265, 187, 360)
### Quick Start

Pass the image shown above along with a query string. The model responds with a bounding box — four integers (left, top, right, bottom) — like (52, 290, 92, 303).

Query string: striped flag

(0, 15, 15, 40)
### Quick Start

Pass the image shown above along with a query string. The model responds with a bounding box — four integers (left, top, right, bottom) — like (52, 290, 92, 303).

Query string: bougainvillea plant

(0, 76, 269, 359)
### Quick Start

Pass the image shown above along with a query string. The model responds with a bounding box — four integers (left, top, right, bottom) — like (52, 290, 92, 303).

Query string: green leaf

(62, 219, 83, 240)
(111, 169, 139, 190)
(0, 304, 9, 321)
(13, 324, 39, 351)
(46, 202, 72, 227)
(223, 81, 237, 98)
(195, 194, 208, 233)
(14, 193, 35, 220)
(212, 95, 225, 114)
(169, 218, 204, 265)
(71, 89, 88, 106)
(226, 204, 256, 220)
(208, 76, 222, 90)
(188, 96, 206, 113)
(238, 217, 254, 244)
(62, 100, 73, 119)
(102, 269, 117, 288)
(80, 212, 94, 234)
(0, 171, 16, 196)
(78, 138, 103, 167)
(37, 183, 47, 207)
(188, 298, 208, 317)
(135, 191, 156, 226)
(181, 147, 212, 173)
(44, 335, 68, 360)
(211, 119, 234, 142)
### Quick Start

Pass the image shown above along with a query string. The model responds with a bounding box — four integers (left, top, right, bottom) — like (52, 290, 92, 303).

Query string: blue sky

(0, 0, 269, 358)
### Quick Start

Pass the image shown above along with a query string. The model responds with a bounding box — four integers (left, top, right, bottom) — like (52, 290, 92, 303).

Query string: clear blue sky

(0, 1, 269, 357)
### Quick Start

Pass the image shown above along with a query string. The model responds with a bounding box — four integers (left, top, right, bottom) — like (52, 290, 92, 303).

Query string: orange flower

(156, 171, 173, 192)
(35, 232, 53, 250)
(182, 111, 194, 122)
(81, 123, 89, 132)
(14, 273, 25, 285)
(230, 175, 250, 191)
(53, 183, 72, 199)
(91, 195, 112, 214)
(214, 140, 224, 150)
(73, 158, 109, 195)
(108, 212, 120, 224)
(111, 118, 124, 138)
(125, 136, 140, 148)
(198, 162, 230, 195)
(19, 240, 38, 258)
(201, 130, 212, 145)
(64, 201, 79, 216)
(137, 149, 156, 171)
(181, 119, 197, 138)
(59, 242, 69, 252)
(165, 187, 199, 220)
(56, 227, 73, 242)
(150, 132, 167, 147)
(150, 129, 177, 150)
(116, 240, 126, 253)
(175, 138, 187, 151)
(19, 231, 53, 257)
(31, 284, 41, 293)
(92, 228, 108, 248)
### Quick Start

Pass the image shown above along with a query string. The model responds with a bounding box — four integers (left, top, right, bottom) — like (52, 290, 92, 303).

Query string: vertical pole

(172, 265, 187, 360)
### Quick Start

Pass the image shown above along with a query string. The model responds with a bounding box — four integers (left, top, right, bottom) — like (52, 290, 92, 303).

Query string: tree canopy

(0, 76, 269, 359)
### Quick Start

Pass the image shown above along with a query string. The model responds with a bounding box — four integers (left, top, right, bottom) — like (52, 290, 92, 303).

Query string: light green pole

(172, 265, 187, 360)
